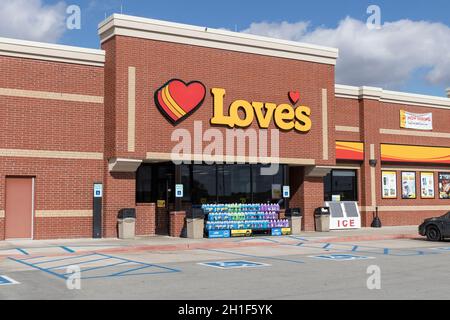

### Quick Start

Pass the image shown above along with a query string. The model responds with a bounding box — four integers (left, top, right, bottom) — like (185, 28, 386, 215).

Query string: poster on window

(401, 172, 416, 199)
(271, 184, 282, 200)
(382, 171, 397, 199)
(420, 172, 435, 199)
(438, 173, 450, 199)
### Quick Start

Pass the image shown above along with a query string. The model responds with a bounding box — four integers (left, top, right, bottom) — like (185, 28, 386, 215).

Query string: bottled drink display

(203, 203, 289, 232)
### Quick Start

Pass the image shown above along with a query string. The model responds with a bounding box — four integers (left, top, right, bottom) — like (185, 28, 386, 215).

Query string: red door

(5, 177, 34, 239)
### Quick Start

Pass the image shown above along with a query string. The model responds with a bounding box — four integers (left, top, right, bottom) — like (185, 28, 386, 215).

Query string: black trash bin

(118, 208, 136, 239)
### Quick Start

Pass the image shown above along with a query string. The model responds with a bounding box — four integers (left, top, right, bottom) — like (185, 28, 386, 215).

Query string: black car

(419, 212, 450, 241)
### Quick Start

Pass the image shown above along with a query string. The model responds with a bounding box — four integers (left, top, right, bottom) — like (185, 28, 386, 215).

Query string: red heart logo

(155, 79, 206, 124)
(289, 91, 300, 104)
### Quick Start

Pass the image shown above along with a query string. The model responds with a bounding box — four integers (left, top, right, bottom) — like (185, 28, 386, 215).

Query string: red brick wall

(136, 203, 156, 236)
(289, 166, 324, 231)
(102, 171, 136, 238)
(0, 55, 104, 239)
(0, 218, 4, 240)
(335, 95, 450, 226)
(169, 211, 186, 237)
(103, 36, 336, 166)
(34, 217, 92, 239)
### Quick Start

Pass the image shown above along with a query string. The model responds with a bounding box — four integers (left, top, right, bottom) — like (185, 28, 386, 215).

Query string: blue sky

(2, 0, 450, 96)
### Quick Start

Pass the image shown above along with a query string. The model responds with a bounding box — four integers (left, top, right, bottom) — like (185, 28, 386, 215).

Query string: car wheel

(426, 226, 441, 241)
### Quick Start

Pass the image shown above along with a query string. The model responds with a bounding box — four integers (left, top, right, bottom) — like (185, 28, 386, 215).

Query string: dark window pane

(136, 165, 152, 203)
(192, 165, 217, 204)
(218, 164, 251, 203)
(324, 169, 357, 202)
(252, 164, 284, 203)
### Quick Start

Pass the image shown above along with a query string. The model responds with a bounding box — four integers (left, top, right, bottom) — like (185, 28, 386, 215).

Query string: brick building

(0, 14, 449, 240)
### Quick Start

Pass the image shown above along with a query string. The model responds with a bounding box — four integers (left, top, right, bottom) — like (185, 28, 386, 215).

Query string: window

(252, 164, 284, 203)
(136, 163, 174, 203)
(324, 169, 358, 201)
(191, 165, 217, 204)
(218, 164, 251, 203)
(137, 163, 287, 205)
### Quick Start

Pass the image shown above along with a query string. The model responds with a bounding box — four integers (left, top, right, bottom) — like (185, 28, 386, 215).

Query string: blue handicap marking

(0, 275, 19, 286)
(432, 247, 450, 251)
(310, 254, 375, 261)
(199, 260, 270, 269)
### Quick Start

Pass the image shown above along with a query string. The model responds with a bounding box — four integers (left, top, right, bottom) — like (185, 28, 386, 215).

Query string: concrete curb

(1, 233, 422, 260)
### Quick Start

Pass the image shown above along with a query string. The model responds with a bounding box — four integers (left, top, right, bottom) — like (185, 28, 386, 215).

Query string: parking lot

(0, 236, 449, 300)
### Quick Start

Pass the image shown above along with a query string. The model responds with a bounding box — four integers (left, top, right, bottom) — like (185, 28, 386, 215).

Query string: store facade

(0, 14, 449, 239)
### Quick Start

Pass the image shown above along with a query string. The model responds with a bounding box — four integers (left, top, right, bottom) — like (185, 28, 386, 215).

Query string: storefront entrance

(136, 163, 288, 235)
(136, 163, 175, 235)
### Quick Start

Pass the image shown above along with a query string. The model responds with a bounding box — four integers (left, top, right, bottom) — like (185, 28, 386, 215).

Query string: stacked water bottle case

(203, 203, 291, 238)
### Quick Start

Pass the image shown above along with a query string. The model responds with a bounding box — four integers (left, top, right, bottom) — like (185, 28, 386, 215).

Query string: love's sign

(155, 79, 312, 132)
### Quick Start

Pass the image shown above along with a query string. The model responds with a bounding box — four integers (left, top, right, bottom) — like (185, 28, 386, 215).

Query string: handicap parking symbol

(310, 254, 375, 261)
(0, 275, 19, 286)
(198, 260, 270, 269)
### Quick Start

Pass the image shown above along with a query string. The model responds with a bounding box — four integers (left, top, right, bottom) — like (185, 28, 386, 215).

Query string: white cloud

(242, 17, 450, 88)
(0, 0, 67, 42)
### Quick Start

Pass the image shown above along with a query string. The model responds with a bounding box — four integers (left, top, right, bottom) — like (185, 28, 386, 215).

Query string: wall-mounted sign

(210, 88, 311, 133)
(175, 184, 184, 198)
(154, 79, 312, 132)
(155, 79, 206, 125)
(401, 172, 416, 199)
(382, 171, 397, 199)
(157, 200, 166, 208)
(420, 172, 435, 199)
(272, 184, 282, 200)
(282, 186, 290, 198)
(438, 173, 450, 199)
(381, 144, 450, 165)
(400, 110, 433, 131)
(93, 183, 103, 198)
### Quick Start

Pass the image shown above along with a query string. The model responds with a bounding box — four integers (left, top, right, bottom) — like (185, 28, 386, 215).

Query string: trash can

(118, 208, 136, 239)
(285, 208, 302, 235)
(186, 206, 205, 239)
(314, 207, 330, 232)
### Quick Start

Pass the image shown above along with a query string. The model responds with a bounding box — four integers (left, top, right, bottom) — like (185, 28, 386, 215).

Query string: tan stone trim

(381, 167, 446, 172)
(145, 152, 315, 166)
(0, 36, 105, 66)
(0, 210, 4, 218)
(0, 149, 103, 160)
(335, 125, 360, 133)
(360, 206, 450, 212)
(98, 14, 338, 65)
(0, 88, 103, 104)
(322, 89, 329, 160)
(380, 128, 450, 139)
(35, 210, 93, 218)
(335, 84, 450, 109)
(320, 165, 361, 170)
(128, 67, 136, 152)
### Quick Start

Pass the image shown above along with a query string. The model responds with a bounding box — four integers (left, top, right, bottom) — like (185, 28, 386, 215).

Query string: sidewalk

(0, 226, 420, 258)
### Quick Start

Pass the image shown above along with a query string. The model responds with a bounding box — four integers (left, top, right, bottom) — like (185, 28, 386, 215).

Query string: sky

(1, 0, 449, 97)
